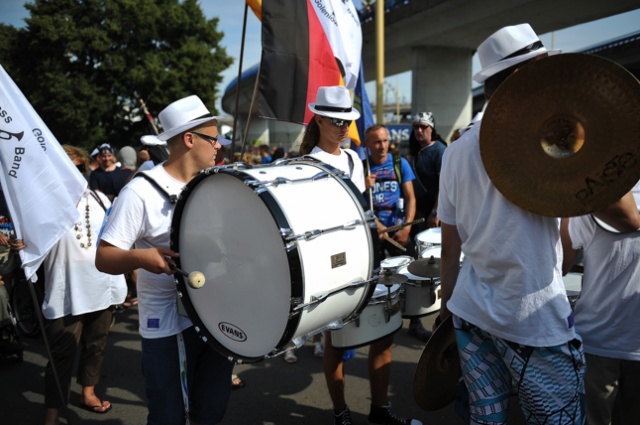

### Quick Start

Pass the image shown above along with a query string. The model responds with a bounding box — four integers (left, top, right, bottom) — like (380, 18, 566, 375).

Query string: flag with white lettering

(0, 65, 86, 281)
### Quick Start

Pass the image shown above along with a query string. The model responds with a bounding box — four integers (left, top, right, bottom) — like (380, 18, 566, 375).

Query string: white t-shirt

(42, 190, 127, 319)
(100, 164, 192, 338)
(569, 203, 640, 360)
(308, 146, 366, 193)
(438, 122, 575, 347)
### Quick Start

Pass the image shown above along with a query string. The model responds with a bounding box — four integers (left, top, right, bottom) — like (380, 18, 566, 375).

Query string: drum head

(173, 172, 292, 361)
(415, 228, 442, 245)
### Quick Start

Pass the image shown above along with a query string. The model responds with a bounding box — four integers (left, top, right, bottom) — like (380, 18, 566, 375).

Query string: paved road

(1, 306, 527, 424)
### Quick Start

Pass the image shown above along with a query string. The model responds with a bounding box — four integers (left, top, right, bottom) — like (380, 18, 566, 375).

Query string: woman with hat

(96, 95, 234, 425)
(302, 85, 422, 425)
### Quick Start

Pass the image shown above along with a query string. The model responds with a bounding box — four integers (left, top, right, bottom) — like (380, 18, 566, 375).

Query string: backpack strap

(134, 172, 178, 204)
(393, 155, 402, 186)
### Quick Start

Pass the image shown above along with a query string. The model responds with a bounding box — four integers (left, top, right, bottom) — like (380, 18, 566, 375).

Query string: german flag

(258, 0, 361, 126)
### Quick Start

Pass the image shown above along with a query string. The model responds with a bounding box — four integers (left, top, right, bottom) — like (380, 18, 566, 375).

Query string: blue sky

(2, 1, 640, 111)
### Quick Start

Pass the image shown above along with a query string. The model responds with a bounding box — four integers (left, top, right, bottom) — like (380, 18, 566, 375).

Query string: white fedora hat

(158, 95, 222, 141)
(308, 86, 361, 121)
(140, 134, 166, 146)
(473, 23, 561, 84)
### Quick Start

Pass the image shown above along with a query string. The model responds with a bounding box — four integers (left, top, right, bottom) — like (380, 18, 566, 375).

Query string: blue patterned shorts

(454, 317, 585, 425)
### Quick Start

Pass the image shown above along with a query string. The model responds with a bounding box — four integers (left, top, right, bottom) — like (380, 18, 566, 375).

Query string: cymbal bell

(480, 53, 640, 217)
(377, 272, 408, 286)
(407, 256, 440, 278)
(414, 315, 460, 411)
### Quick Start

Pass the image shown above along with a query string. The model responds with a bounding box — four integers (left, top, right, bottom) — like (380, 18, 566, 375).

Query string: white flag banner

(0, 65, 87, 281)
(310, 0, 363, 89)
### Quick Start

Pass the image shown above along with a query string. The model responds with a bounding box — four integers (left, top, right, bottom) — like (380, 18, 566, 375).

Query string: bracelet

(431, 209, 438, 217)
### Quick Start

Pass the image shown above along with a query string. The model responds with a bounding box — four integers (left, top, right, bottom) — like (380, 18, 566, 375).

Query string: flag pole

(240, 66, 261, 159)
(232, 3, 250, 157)
(139, 99, 159, 135)
(375, 0, 385, 124)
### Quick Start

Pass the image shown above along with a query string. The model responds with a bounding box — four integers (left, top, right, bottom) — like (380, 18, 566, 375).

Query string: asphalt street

(1, 306, 527, 425)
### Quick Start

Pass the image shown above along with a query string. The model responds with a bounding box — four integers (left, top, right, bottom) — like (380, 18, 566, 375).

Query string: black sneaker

(334, 407, 353, 425)
(408, 321, 432, 342)
(368, 403, 422, 425)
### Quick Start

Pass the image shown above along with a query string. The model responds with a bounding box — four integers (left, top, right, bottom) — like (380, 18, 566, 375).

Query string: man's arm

(96, 240, 179, 276)
(560, 218, 578, 276)
(436, 222, 461, 328)
(592, 190, 640, 233)
(394, 180, 416, 244)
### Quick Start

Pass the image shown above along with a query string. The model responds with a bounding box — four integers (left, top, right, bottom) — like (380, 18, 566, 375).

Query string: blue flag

(352, 61, 375, 160)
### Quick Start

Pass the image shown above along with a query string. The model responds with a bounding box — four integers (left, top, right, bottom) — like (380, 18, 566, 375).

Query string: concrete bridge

(222, 1, 640, 148)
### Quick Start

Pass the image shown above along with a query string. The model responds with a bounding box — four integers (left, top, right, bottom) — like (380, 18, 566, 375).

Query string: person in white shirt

(436, 24, 585, 424)
(300, 85, 421, 425)
(96, 95, 233, 425)
(561, 183, 640, 425)
(43, 145, 127, 425)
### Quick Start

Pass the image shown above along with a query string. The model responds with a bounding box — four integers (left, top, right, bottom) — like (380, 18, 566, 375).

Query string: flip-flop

(80, 399, 112, 414)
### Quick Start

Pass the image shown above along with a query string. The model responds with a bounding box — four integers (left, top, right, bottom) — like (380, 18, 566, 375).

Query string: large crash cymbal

(414, 316, 460, 411)
(480, 53, 640, 217)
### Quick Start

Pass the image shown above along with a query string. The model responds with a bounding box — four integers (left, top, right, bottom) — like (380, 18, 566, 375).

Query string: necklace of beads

(74, 197, 91, 249)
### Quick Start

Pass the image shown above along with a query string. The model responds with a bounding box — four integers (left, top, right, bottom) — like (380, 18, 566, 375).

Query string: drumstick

(378, 218, 426, 234)
(172, 266, 206, 289)
(382, 234, 407, 251)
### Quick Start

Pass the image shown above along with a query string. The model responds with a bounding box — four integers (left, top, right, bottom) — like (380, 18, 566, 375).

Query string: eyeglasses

(190, 131, 219, 146)
(413, 124, 431, 131)
(328, 118, 352, 128)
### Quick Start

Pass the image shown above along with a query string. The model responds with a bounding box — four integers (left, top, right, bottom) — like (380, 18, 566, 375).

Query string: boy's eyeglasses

(190, 131, 219, 145)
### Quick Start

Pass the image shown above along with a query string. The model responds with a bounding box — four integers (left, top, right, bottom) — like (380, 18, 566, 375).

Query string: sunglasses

(76, 163, 86, 173)
(413, 124, 431, 131)
(328, 118, 352, 128)
(190, 131, 219, 145)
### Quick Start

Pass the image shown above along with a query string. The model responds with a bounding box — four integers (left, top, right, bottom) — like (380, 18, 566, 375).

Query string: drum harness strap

(133, 171, 179, 204)
(133, 171, 190, 422)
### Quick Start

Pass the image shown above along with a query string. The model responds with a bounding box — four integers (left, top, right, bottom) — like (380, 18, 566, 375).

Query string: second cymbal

(407, 256, 440, 278)
(377, 272, 408, 286)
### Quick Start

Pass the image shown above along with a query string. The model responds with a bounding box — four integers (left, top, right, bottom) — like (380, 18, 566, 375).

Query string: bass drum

(171, 159, 378, 362)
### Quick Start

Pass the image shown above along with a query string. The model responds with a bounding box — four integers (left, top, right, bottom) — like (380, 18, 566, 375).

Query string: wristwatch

(431, 209, 438, 217)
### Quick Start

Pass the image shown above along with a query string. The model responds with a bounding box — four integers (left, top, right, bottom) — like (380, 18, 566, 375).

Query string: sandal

(231, 374, 245, 390)
(408, 321, 432, 342)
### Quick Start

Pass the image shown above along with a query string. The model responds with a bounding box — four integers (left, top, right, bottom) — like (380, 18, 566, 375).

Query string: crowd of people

(1, 19, 637, 425)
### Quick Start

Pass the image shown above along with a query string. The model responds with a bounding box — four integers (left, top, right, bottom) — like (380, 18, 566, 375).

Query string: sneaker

(313, 341, 324, 358)
(408, 321, 432, 342)
(334, 407, 353, 425)
(368, 403, 422, 425)
(283, 349, 297, 364)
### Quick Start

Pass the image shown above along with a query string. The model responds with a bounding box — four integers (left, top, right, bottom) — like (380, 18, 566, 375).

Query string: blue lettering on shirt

(567, 312, 574, 329)
(147, 318, 160, 329)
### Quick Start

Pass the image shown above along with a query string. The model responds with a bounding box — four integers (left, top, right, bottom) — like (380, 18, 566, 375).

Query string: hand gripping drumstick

(172, 266, 206, 289)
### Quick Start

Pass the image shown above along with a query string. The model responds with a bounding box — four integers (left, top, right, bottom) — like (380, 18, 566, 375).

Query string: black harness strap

(134, 172, 178, 204)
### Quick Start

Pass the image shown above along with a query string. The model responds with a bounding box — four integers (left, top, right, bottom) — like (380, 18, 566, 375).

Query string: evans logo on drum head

(219, 322, 247, 342)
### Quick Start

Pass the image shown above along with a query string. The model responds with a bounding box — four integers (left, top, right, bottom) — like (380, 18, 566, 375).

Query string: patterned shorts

(454, 317, 585, 425)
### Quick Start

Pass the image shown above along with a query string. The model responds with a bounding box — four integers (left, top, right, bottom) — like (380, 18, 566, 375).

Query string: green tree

(0, 0, 232, 149)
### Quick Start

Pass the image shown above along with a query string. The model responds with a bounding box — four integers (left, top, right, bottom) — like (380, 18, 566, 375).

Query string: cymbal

(414, 315, 460, 411)
(480, 53, 640, 217)
(377, 272, 408, 286)
(407, 256, 440, 278)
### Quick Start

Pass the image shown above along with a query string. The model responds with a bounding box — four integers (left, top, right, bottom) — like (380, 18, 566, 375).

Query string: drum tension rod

(285, 220, 364, 242)
(291, 279, 370, 312)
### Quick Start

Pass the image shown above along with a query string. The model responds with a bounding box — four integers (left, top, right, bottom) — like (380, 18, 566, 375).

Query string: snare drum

(171, 159, 378, 362)
(380, 255, 413, 273)
(397, 264, 441, 317)
(331, 283, 402, 349)
(415, 228, 442, 255)
(563, 273, 582, 310)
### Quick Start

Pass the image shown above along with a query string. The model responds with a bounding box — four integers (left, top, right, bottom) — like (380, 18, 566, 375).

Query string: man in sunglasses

(88, 143, 133, 202)
(408, 112, 446, 231)
(96, 95, 234, 425)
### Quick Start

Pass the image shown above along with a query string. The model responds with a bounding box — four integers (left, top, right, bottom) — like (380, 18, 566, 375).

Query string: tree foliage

(0, 0, 233, 150)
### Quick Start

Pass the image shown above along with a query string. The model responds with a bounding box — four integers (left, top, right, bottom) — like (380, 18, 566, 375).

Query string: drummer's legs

(368, 333, 393, 406)
(323, 331, 347, 411)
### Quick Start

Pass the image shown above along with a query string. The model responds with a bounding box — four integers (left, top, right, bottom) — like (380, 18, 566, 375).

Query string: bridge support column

(411, 46, 473, 143)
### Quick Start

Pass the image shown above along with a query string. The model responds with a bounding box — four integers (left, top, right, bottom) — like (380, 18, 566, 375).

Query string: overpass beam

(411, 46, 473, 143)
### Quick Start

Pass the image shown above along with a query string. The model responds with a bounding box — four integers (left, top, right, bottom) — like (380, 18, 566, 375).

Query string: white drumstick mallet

(173, 267, 206, 289)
